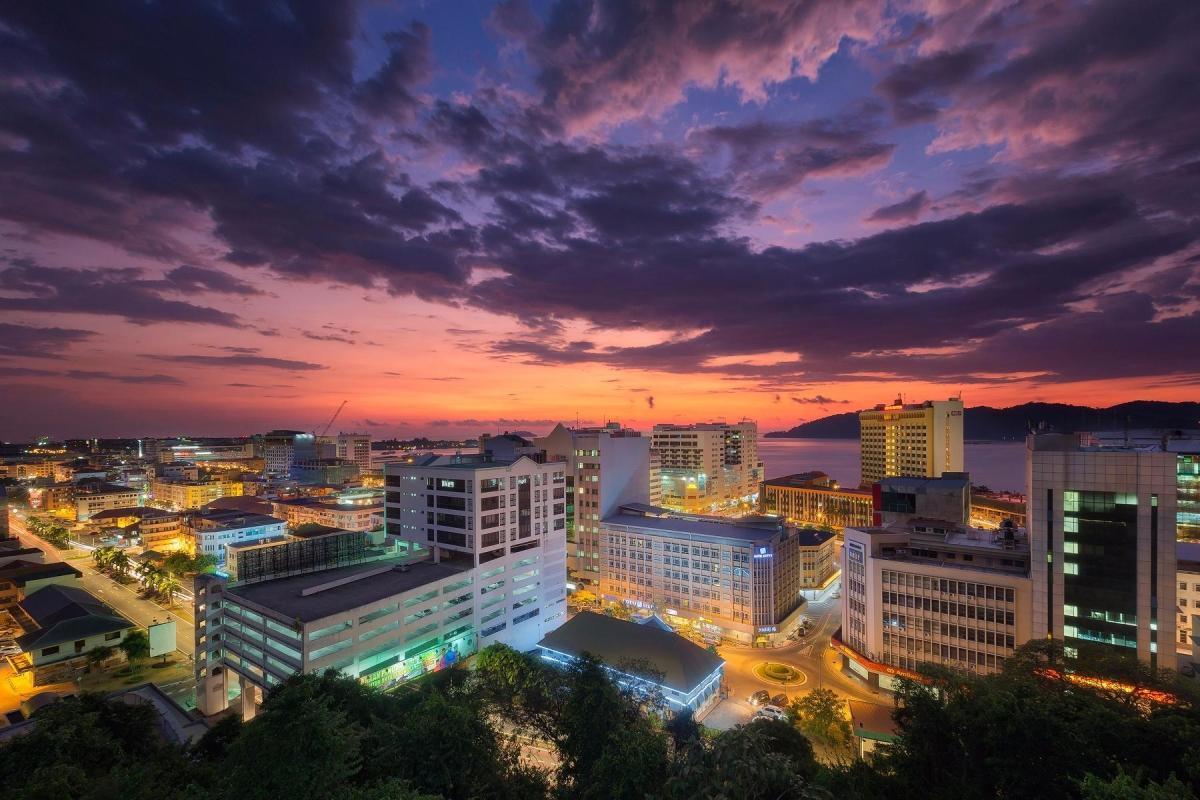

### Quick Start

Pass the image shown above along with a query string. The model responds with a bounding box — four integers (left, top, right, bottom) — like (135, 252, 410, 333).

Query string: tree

(118, 629, 150, 671)
(109, 549, 132, 579)
(219, 675, 364, 800)
(664, 722, 823, 800)
(790, 688, 852, 752)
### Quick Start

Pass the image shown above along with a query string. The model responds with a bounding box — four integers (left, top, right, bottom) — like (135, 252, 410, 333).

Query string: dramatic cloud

(0, 0, 1197, 438)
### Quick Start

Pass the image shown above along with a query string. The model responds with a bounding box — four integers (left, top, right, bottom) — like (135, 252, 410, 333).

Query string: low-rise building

(0, 559, 81, 607)
(188, 511, 286, 565)
(760, 472, 873, 531)
(848, 701, 900, 759)
(75, 483, 141, 522)
(289, 458, 359, 485)
(151, 477, 244, 511)
(598, 503, 823, 646)
(537, 611, 725, 716)
(13, 584, 135, 685)
(837, 518, 1032, 690)
(970, 490, 1027, 529)
(271, 494, 383, 532)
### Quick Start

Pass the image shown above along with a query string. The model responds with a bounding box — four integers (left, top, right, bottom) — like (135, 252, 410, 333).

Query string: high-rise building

(333, 433, 372, 472)
(1028, 433, 1177, 670)
(260, 430, 315, 476)
(651, 421, 762, 513)
(598, 503, 835, 645)
(837, 516, 1032, 689)
(1176, 542, 1200, 670)
(384, 452, 568, 651)
(858, 397, 964, 487)
(535, 423, 651, 590)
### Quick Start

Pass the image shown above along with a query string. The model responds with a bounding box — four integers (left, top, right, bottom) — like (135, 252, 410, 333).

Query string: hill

(764, 400, 1200, 440)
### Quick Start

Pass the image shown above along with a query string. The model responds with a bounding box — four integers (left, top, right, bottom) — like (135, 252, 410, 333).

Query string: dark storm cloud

(144, 354, 326, 371)
(0, 262, 242, 326)
(866, 191, 930, 223)
(0, 323, 94, 358)
(876, 45, 992, 123)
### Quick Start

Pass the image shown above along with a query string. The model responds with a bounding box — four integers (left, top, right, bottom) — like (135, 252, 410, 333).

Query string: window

(104, 631, 121, 641)
(42, 646, 60, 656)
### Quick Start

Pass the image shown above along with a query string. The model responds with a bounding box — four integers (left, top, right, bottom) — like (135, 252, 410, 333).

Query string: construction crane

(320, 400, 348, 437)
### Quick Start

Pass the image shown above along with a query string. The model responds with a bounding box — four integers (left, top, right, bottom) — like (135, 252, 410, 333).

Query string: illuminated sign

(439, 479, 456, 489)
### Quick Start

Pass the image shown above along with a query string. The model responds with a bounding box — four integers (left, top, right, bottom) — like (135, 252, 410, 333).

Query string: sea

(757, 438, 1027, 494)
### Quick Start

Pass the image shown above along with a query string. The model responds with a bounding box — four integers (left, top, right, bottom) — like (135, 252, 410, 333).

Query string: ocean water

(757, 438, 1027, 494)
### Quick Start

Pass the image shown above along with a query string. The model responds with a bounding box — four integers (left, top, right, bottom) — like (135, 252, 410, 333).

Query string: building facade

(760, 472, 872, 531)
(839, 519, 1033, 689)
(333, 433, 372, 472)
(188, 511, 287, 565)
(1177, 542, 1200, 673)
(651, 421, 762, 514)
(859, 397, 964, 487)
(1028, 434, 1178, 670)
(384, 453, 568, 652)
(75, 483, 141, 522)
(535, 423, 651, 590)
(598, 504, 824, 645)
(271, 494, 383, 532)
(151, 477, 244, 511)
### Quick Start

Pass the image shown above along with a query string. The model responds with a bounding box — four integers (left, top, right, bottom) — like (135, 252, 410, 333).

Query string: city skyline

(2, 1, 1199, 439)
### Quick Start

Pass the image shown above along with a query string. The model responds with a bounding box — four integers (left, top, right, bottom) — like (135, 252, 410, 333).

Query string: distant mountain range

(765, 401, 1200, 441)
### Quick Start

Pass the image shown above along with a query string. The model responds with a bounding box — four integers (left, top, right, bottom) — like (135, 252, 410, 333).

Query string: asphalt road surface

(11, 515, 196, 657)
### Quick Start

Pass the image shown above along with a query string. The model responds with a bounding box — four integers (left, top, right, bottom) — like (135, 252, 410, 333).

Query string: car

(754, 705, 788, 722)
(749, 689, 771, 706)
(771, 693, 789, 707)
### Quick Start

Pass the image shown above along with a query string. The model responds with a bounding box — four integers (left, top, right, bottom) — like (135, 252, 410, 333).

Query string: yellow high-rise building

(859, 397, 963, 487)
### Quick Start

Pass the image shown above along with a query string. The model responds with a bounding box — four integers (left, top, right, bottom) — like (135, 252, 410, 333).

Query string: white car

(754, 705, 788, 722)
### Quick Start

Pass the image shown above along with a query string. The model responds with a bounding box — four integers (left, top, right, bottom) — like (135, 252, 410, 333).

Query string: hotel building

(760, 472, 873, 531)
(651, 421, 763, 514)
(1028, 433, 1177, 670)
(859, 397, 964, 487)
(535, 423, 651, 590)
(838, 518, 1033, 689)
(598, 504, 835, 645)
(271, 492, 383, 533)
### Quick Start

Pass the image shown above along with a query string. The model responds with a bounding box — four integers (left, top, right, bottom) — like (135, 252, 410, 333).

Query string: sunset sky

(1, 1, 1198, 440)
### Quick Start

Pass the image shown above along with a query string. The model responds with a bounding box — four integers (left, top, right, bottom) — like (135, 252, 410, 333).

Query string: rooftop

(538, 612, 724, 694)
(16, 584, 133, 650)
(0, 560, 81, 586)
(229, 556, 469, 622)
(386, 453, 544, 471)
(89, 506, 173, 522)
(192, 511, 284, 532)
(604, 503, 782, 544)
(847, 701, 901, 742)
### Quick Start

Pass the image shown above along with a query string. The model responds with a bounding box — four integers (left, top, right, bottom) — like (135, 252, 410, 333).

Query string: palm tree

(109, 550, 132, 580)
(158, 574, 182, 606)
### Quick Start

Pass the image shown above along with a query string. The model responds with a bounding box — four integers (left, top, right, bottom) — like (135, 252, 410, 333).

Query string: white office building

(384, 452, 568, 652)
(838, 518, 1033, 690)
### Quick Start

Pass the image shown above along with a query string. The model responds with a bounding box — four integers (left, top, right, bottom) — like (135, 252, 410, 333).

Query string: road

(705, 580, 886, 728)
(9, 512, 196, 657)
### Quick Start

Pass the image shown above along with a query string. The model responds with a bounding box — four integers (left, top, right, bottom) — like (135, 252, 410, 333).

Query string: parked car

(749, 689, 771, 706)
(771, 693, 789, 707)
(754, 705, 788, 722)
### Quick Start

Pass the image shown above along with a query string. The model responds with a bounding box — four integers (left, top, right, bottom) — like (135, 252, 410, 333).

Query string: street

(9, 513, 196, 657)
(702, 582, 886, 729)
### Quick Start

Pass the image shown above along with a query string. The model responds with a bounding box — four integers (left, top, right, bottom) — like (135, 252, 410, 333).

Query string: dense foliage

(1, 640, 1197, 800)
